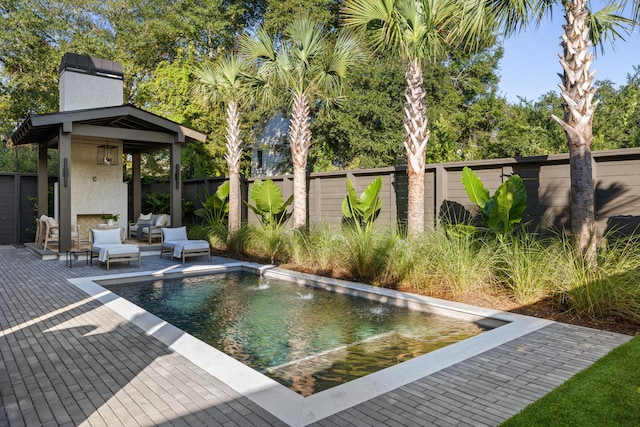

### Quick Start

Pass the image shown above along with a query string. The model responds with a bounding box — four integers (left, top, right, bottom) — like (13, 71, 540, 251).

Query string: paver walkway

(0, 246, 632, 426)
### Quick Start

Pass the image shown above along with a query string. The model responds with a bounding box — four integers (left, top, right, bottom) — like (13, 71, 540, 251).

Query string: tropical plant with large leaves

(342, 176, 384, 234)
(461, 166, 527, 241)
(247, 179, 293, 229)
(193, 54, 257, 234)
(341, 0, 496, 237)
(194, 181, 230, 228)
(242, 16, 364, 230)
(489, 0, 639, 268)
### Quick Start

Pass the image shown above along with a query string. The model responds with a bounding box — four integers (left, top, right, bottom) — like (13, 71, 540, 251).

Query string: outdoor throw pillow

(135, 212, 154, 226)
(155, 214, 168, 227)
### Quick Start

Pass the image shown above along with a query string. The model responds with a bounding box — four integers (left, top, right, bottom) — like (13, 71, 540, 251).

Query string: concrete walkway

(0, 246, 632, 426)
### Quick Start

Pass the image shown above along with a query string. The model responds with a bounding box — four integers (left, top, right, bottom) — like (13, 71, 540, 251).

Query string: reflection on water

(250, 277, 271, 291)
(106, 273, 486, 396)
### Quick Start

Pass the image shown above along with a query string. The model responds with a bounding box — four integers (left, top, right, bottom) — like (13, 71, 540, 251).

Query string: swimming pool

(70, 262, 551, 426)
(104, 272, 488, 396)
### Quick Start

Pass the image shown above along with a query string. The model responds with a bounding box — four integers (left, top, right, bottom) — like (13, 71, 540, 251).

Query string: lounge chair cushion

(93, 243, 139, 262)
(92, 228, 121, 245)
(46, 217, 59, 236)
(162, 226, 188, 243)
(166, 240, 209, 259)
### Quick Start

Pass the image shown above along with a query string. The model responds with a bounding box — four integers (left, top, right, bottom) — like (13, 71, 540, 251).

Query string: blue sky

(498, 3, 640, 103)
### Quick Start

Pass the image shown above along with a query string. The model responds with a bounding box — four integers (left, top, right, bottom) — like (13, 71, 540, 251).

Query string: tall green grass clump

(246, 224, 293, 264)
(494, 233, 560, 305)
(338, 227, 397, 283)
(294, 223, 343, 271)
(562, 235, 640, 322)
(407, 230, 496, 296)
(225, 223, 252, 255)
(384, 236, 421, 286)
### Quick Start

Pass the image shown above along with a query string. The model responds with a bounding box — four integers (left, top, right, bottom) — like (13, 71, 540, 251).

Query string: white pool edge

(69, 262, 553, 427)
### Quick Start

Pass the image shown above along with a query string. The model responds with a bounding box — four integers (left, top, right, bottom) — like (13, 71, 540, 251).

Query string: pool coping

(68, 262, 553, 427)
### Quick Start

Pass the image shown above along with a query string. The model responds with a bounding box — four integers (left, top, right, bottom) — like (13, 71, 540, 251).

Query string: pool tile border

(69, 262, 552, 427)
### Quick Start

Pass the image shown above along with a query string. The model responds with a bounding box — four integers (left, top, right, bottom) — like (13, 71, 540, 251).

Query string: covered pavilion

(9, 53, 207, 253)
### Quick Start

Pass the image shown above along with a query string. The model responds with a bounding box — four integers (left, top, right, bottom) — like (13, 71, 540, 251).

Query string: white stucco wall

(252, 114, 288, 177)
(71, 138, 128, 228)
(59, 71, 123, 111)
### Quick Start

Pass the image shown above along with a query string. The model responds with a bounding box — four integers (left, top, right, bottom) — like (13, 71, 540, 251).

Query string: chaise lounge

(160, 226, 210, 263)
(91, 228, 141, 270)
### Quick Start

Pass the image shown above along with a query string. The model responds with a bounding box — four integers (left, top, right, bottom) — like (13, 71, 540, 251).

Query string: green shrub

(143, 191, 170, 214)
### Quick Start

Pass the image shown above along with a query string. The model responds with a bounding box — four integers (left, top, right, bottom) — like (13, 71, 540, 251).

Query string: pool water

(106, 273, 487, 396)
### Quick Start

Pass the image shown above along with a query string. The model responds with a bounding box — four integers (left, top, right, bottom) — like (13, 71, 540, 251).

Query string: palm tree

(341, 0, 494, 237)
(491, 0, 639, 268)
(243, 17, 364, 230)
(193, 54, 254, 234)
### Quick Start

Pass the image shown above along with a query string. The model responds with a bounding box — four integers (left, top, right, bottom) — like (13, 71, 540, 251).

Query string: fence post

(434, 165, 447, 229)
(14, 173, 20, 244)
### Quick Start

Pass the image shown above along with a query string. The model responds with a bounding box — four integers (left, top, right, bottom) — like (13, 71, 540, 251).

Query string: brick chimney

(59, 53, 124, 112)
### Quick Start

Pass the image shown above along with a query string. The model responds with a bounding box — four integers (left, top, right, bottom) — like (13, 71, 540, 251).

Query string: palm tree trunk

(551, 0, 598, 268)
(225, 101, 242, 233)
(404, 58, 429, 236)
(289, 93, 312, 230)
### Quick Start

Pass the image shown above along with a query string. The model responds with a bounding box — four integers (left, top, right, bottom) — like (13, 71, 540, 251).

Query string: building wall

(251, 114, 288, 177)
(59, 71, 124, 112)
(71, 137, 128, 241)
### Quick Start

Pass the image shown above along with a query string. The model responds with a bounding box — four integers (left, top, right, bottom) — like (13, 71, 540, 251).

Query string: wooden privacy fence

(3, 148, 640, 244)
(181, 147, 640, 238)
(0, 174, 42, 245)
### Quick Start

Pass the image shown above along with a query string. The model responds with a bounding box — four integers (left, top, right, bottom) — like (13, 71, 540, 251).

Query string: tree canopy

(1, 0, 639, 178)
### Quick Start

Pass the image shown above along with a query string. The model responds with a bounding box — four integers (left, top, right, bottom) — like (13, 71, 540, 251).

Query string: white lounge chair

(160, 226, 210, 263)
(91, 228, 140, 270)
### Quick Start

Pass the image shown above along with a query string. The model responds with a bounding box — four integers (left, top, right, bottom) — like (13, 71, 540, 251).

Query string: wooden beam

(72, 124, 174, 143)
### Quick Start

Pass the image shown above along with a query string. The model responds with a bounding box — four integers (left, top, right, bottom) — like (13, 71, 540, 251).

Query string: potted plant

(101, 213, 120, 226)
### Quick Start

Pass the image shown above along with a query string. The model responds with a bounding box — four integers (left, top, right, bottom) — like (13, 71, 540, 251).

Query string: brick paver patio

(0, 246, 632, 426)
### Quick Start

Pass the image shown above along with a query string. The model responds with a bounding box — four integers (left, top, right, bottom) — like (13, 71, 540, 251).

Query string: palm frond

(341, 0, 406, 55)
(487, 0, 549, 36)
(192, 54, 252, 107)
(588, 3, 636, 54)
(242, 28, 278, 63)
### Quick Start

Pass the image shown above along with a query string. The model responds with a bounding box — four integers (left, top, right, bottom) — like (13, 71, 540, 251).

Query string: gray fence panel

(5, 148, 640, 244)
(19, 176, 38, 243)
(0, 175, 17, 244)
